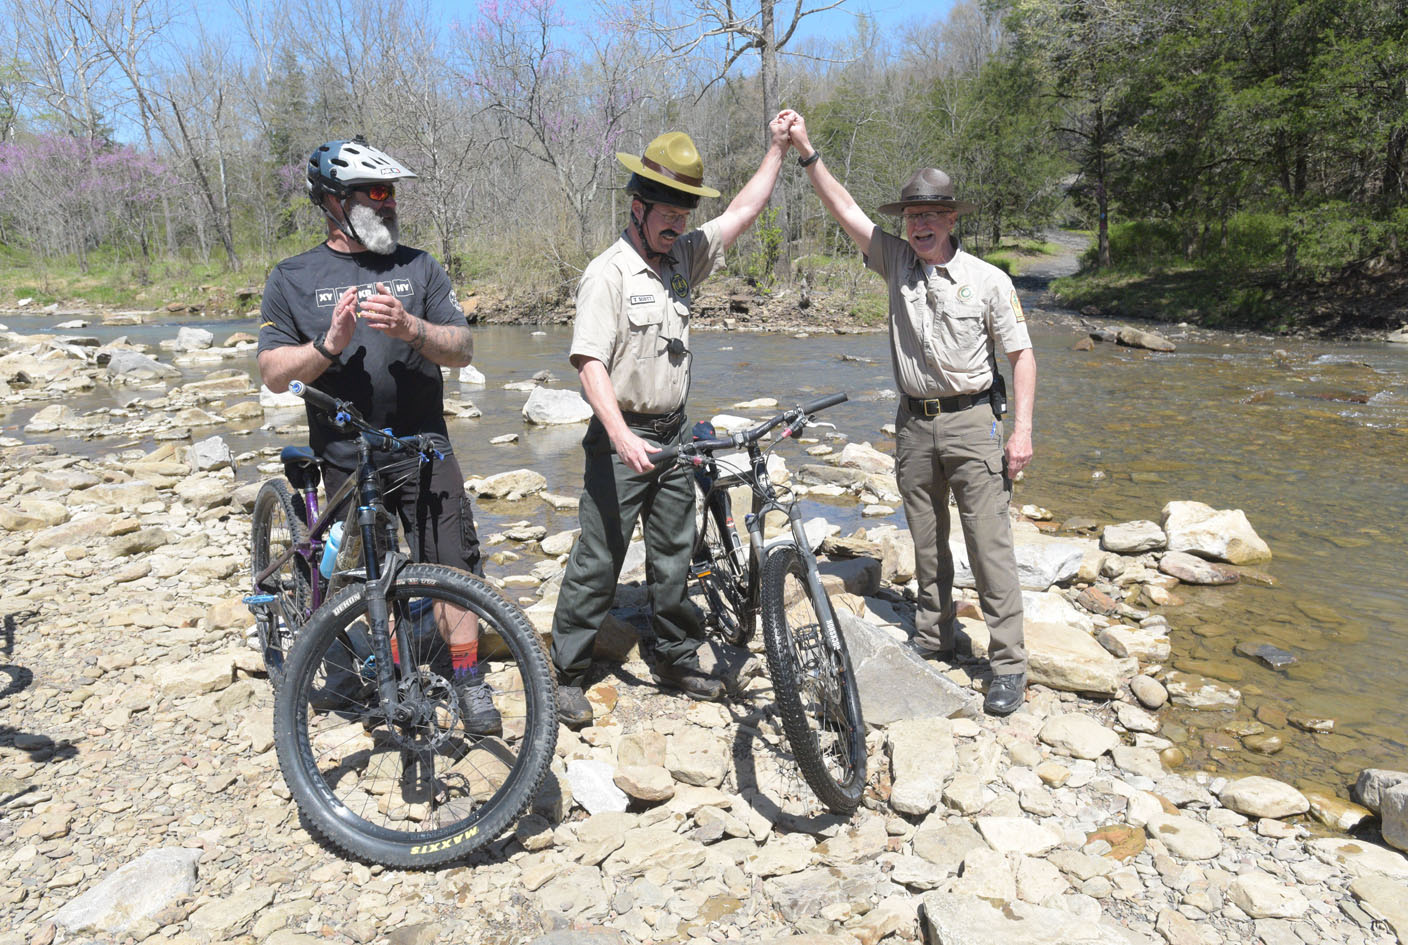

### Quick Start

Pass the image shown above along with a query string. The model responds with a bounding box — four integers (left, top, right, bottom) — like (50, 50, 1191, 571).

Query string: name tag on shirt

(629, 294, 656, 305)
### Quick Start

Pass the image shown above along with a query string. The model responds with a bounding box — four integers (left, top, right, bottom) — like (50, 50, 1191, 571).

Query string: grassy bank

(1050, 219, 1408, 337)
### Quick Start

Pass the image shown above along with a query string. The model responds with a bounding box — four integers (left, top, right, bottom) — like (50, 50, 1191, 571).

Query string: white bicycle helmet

(306, 136, 417, 201)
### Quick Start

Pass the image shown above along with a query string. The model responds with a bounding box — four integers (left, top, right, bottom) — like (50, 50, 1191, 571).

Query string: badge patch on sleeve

(1010, 290, 1025, 323)
(671, 273, 689, 296)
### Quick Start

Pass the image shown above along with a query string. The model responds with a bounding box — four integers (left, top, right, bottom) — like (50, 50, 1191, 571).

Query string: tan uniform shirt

(866, 227, 1032, 398)
(570, 220, 725, 414)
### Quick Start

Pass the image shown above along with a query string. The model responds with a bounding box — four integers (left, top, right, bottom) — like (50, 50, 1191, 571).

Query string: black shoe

(651, 661, 725, 701)
(557, 685, 593, 728)
(309, 670, 375, 713)
(455, 679, 503, 737)
(985, 673, 1026, 716)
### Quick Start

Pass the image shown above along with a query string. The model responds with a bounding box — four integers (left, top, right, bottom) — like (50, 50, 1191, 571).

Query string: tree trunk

(1383, 126, 1406, 203)
(168, 100, 241, 271)
(1094, 105, 1111, 269)
(759, 0, 790, 279)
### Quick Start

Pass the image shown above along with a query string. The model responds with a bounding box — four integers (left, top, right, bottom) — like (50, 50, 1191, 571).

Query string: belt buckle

(924, 398, 940, 417)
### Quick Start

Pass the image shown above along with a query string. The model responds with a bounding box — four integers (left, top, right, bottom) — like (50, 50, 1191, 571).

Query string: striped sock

(451, 639, 479, 684)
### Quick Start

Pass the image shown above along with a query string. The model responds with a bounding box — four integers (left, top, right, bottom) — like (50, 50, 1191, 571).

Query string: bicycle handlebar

(288, 379, 343, 418)
(651, 392, 848, 467)
(287, 380, 439, 459)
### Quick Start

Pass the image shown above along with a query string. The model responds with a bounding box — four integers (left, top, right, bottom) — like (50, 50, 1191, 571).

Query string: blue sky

(432, 0, 956, 50)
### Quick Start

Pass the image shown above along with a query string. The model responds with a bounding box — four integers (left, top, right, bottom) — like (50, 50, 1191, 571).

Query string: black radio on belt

(989, 370, 1007, 420)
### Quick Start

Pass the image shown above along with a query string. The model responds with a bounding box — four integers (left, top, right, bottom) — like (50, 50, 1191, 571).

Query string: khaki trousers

(895, 400, 1026, 675)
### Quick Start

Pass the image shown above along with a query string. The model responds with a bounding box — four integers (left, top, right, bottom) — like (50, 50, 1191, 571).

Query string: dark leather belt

(906, 390, 989, 416)
(620, 408, 685, 436)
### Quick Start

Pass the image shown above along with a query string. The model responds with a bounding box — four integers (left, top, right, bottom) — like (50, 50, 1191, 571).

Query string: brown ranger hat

(616, 132, 722, 199)
(876, 167, 977, 216)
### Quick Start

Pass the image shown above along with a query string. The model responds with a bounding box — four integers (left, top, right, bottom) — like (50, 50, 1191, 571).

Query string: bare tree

(636, 0, 848, 138)
(459, 0, 648, 262)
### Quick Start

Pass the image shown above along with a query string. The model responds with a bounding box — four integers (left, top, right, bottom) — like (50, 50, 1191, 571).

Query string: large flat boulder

(922, 891, 1157, 944)
(840, 612, 980, 724)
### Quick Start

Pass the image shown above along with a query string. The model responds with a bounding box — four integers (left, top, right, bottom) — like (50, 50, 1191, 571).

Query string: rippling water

(9, 311, 1408, 796)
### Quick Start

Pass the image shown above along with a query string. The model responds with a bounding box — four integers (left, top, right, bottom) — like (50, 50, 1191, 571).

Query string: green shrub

(848, 291, 888, 326)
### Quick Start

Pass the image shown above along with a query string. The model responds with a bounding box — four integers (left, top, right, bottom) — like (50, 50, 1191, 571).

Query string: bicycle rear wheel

(692, 487, 752, 646)
(251, 479, 311, 690)
(273, 564, 557, 867)
(760, 542, 866, 813)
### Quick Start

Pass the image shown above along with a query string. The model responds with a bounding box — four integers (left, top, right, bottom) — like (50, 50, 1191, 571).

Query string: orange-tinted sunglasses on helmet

(358, 183, 395, 202)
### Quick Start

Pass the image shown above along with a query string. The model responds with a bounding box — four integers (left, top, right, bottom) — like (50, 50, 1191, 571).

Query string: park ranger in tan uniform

(784, 112, 1037, 716)
(551, 118, 794, 726)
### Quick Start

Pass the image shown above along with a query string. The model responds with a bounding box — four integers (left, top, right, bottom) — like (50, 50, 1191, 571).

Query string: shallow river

(8, 310, 1408, 799)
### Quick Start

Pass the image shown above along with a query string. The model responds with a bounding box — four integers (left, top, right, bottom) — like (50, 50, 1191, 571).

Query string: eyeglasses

(648, 205, 691, 228)
(357, 183, 396, 202)
(903, 210, 953, 225)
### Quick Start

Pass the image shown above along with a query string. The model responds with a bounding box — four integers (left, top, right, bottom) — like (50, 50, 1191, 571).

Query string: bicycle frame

(695, 429, 845, 654)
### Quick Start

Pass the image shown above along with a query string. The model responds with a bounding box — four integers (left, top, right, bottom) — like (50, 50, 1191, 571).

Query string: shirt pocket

(626, 303, 666, 361)
(938, 309, 987, 373)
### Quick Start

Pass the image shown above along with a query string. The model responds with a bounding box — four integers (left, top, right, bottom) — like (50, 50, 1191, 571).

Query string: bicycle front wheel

(274, 564, 557, 867)
(250, 479, 311, 690)
(760, 543, 866, 813)
(692, 486, 752, 646)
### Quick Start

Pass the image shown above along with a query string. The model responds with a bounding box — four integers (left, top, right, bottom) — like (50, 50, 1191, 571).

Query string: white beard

(348, 202, 399, 255)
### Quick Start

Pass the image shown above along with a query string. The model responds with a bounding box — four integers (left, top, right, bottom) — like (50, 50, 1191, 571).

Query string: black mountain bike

(256, 381, 556, 867)
(655, 393, 867, 813)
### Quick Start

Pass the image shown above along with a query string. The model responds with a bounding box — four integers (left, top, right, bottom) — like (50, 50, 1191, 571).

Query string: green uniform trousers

(550, 416, 704, 686)
(896, 399, 1027, 676)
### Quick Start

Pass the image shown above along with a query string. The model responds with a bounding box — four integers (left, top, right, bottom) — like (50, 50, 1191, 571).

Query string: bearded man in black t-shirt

(257, 136, 500, 736)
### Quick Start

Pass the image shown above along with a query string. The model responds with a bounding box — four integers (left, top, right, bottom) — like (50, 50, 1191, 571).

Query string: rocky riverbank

(3, 319, 1408, 945)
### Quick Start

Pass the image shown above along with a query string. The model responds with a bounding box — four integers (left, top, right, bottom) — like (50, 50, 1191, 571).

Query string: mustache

(659, 229, 681, 241)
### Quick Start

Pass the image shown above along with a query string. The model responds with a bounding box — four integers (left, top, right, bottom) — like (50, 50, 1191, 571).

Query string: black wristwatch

(312, 332, 339, 362)
(798, 150, 821, 168)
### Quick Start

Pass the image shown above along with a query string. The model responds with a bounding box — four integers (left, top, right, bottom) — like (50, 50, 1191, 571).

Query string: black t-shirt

(258, 243, 467, 470)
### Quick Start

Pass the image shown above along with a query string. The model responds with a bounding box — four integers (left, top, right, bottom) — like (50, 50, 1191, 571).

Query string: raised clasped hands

(771, 109, 812, 158)
(769, 109, 795, 150)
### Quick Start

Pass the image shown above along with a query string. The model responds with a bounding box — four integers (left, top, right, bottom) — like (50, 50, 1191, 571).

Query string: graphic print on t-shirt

(314, 280, 416, 308)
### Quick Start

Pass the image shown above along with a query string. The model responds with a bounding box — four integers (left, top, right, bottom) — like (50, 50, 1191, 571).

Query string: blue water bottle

(319, 521, 344, 579)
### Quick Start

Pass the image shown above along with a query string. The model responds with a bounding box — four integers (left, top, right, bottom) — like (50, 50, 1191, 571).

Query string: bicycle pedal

(243, 593, 276, 606)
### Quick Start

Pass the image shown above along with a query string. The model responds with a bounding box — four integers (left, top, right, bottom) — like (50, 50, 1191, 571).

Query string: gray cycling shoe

(557, 685, 593, 728)
(651, 661, 726, 701)
(984, 673, 1026, 716)
(455, 679, 503, 737)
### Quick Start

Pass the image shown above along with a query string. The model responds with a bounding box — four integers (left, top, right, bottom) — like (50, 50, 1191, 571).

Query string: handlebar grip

(288, 380, 339, 415)
(801, 392, 848, 415)
(651, 444, 681, 466)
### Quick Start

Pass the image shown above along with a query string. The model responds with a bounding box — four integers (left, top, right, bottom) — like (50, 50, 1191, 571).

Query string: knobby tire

(692, 488, 751, 647)
(273, 564, 556, 867)
(760, 543, 866, 814)
(251, 479, 311, 691)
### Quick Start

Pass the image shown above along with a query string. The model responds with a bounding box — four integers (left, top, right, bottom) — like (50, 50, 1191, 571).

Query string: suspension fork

(786, 509, 844, 654)
(354, 459, 413, 722)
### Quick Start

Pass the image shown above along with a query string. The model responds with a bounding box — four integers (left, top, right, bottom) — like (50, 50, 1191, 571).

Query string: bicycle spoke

(275, 567, 555, 866)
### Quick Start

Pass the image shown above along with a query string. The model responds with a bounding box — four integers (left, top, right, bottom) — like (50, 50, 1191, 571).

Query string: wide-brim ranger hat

(616, 132, 722, 200)
(877, 167, 977, 216)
